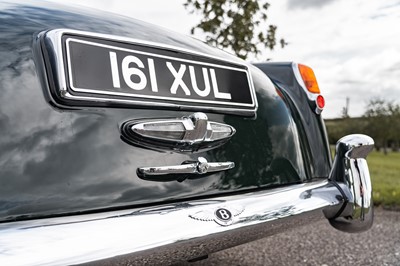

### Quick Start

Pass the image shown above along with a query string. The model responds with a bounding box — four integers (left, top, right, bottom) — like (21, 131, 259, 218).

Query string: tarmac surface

(176, 208, 400, 266)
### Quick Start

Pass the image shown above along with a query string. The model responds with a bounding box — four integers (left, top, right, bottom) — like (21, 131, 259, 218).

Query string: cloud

(265, 0, 400, 118)
(47, 0, 400, 119)
(287, 0, 336, 10)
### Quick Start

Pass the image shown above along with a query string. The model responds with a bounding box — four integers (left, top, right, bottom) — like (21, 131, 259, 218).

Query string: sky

(53, 0, 400, 118)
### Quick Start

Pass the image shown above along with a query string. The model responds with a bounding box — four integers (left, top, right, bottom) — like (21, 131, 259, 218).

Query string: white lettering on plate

(121, 55, 147, 91)
(109, 52, 232, 100)
(147, 58, 158, 92)
(166, 62, 191, 96)
(109, 52, 120, 88)
(210, 69, 231, 100)
(189, 66, 210, 97)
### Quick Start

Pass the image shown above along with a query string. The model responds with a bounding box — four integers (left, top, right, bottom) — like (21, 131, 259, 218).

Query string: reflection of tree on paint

(207, 86, 305, 190)
(0, 3, 302, 222)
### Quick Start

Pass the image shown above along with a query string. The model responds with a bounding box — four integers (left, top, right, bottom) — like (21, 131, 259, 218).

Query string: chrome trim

(0, 135, 375, 265)
(185, 112, 210, 143)
(40, 29, 258, 116)
(137, 156, 235, 176)
(0, 180, 344, 266)
(122, 112, 237, 153)
(292, 62, 318, 102)
(328, 134, 374, 232)
(62, 91, 255, 116)
(65, 38, 255, 108)
(292, 62, 325, 115)
(130, 112, 236, 144)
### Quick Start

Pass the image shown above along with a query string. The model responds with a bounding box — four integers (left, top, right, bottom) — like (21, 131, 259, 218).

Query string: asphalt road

(176, 208, 400, 266)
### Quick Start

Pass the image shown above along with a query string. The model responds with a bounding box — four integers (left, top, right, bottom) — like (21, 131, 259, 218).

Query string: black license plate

(42, 30, 257, 115)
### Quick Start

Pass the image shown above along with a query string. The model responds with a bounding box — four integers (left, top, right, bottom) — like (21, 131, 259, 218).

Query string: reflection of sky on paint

(0, 3, 308, 219)
(0, 5, 213, 218)
(57, 0, 400, 118)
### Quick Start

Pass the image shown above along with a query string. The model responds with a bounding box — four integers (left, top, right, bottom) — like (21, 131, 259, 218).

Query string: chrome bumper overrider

(0, 134, 374, 265)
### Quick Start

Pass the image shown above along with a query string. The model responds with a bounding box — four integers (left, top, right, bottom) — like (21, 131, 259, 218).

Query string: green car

(0, 1, 374, 265)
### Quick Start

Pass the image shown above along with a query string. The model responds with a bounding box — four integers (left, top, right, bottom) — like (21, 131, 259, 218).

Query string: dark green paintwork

(0, 1, 327, 222)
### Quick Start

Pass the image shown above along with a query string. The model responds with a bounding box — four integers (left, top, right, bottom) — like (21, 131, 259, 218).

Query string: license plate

(41, 30, 257, 115)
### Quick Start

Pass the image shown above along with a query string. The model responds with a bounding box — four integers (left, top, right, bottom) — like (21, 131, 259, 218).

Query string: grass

(367, 151, 400, 208)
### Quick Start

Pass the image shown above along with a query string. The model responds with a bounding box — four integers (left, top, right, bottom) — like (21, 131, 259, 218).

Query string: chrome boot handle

(137, 157, 235, 177)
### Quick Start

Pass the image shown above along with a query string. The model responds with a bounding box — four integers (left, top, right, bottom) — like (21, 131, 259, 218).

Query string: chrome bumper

(0, 134, 374, 265)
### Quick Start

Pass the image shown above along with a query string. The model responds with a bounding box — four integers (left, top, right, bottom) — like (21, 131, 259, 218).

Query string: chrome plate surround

(38, 29, 258, 116)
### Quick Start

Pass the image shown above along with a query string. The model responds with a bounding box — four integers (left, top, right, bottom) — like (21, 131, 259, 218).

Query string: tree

(387, 102, 400, 152)
(184, 0, 286, 60)
(363, 98, 400, 154)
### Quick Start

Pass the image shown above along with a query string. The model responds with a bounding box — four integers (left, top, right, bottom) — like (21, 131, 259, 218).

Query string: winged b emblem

(189, 205, 245, 226)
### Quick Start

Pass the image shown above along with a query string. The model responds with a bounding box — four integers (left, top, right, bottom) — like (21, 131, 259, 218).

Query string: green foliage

(325, 98, 400, 153)
(184, 0, 286, 59)
(363, 98, 400, 153)
(325, 117, 366, 145)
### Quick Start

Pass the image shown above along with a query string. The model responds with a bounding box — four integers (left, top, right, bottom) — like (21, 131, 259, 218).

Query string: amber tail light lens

(298, 64, 320, 94)
(295, 63, 324, 114)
